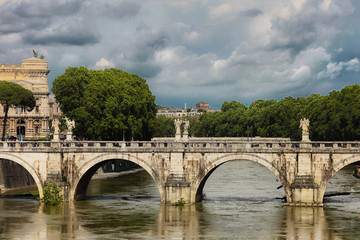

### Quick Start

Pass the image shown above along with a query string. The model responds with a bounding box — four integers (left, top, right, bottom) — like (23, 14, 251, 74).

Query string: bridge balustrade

(0, 140, 359, 152)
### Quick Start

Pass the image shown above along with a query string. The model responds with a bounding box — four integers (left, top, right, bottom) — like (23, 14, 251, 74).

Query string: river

(1, 160, 360, 239)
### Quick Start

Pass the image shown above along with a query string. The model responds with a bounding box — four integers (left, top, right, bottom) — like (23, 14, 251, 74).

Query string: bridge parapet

(0, 140, 358, 153)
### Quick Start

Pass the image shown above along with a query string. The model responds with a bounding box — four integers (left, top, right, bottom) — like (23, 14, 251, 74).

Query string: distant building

(0, 57, 50, 140)
(48, 94, 62, 120)
(156, 107, 202, 118)
(196, 101, 210, 111)
(156, 101, 220, 118)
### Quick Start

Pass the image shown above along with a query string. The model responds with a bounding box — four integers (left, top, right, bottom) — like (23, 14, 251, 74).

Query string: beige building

(156, 107, 202, 118)
(195, 101, 209, 111)
(0, 57, 50, 140)
(49, 93, 62, 120)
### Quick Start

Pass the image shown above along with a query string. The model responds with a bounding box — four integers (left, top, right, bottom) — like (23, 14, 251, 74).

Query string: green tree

(0, 81, 36, 141)
(152, 116, 175, 137)
(58, 116, 68, 132)
(221, 100, 247, 112)
(52, 67, 156, 140)
(154, 84, 360, 141)
(41, 182, 63, 206)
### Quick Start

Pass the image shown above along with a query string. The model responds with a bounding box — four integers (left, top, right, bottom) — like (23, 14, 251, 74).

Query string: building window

(35, 106, 39, 113)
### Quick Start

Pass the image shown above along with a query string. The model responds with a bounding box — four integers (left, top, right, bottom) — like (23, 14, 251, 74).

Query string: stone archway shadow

(71, 153, 163, 201)
(319, 155, 360, 200)
(0, 153, 44, 199)
(190, 153, 288, 203)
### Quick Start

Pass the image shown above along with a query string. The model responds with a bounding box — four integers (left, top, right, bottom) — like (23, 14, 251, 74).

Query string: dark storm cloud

(102, 1, 141, 19)
(242, 8, 263, 17)
(0, 11, 50, 34)
(0, 0, 84, 34)
(13, 0, 83, 18)
(23, 29, 100, 46)
(128, 63, 162, 79)
(132, 33, 171, 62)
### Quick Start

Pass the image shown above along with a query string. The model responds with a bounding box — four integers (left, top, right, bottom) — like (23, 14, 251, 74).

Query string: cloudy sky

(1, 0, 360, 109)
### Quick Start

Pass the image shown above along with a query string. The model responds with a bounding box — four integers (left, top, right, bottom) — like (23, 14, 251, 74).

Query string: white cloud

(209, 3, 232, 18)
(290, 65, 311, 81)
(154, 48, 180, 65)
(184, 31, 200, 42)
(317, 58, 360, 79)
(92, 57, 115, 70)
(267, 0, 354, 51)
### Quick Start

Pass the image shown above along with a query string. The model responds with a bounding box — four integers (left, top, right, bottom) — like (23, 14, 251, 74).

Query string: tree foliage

(0, 81, 36, 140)
(152, 116, 175, 137)
(52, 67, 156, 140)
(156, 84, 360, 141)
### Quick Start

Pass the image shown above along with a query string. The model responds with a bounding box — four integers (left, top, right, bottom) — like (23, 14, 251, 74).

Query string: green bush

(173, 198, 186, 206)
(41, 182, 63, 206)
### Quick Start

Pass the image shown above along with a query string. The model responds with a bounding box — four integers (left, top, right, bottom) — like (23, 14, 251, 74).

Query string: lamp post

(122, 125, 126, 148)
(131, 126, 133, 141)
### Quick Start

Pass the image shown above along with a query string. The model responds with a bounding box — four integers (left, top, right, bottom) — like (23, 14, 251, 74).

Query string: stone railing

(0, 140, 359, 152)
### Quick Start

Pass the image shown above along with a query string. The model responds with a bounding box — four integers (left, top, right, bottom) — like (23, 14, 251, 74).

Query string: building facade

(49, 93, 62, 120)
(156, 107, 202, 118)
(195, 101, 209, 111)
(156, 101, 220, 118)
(0, 57, 50, 140)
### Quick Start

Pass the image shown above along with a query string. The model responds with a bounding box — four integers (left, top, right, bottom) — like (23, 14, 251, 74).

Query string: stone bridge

(1, 138, 360, 206)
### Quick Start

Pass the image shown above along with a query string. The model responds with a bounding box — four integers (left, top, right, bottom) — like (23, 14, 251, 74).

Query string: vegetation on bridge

(155, 84, 360, 141)
(41, 182, 63, 206)
(52, 67, 157, 141)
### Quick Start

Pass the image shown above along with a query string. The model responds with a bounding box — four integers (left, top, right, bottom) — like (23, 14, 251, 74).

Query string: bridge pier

(287, 175, 322, 206)
(164, 176, 191, 204)
(164, 152, 191, 204)
(285, 153, 323, 206)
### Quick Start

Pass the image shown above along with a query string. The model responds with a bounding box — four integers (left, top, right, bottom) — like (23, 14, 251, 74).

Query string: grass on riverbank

(19, 190, 39, 196)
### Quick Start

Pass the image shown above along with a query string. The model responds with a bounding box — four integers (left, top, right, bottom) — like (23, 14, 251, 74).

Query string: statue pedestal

(301, 134, 310, 142)
(66, 132, 73, 141)
(53, 134, 60, 141)
(175, 134, 181, 141)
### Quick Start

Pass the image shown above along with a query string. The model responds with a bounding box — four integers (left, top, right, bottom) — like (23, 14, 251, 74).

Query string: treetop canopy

(51, 67, 157, 141)
(0, 81, 36, 109)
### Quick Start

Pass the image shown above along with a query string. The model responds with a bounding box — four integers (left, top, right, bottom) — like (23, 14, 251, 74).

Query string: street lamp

(131, 126, 134, 141)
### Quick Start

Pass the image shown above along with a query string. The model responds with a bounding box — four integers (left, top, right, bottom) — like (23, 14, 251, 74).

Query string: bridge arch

(71, 153, 162, 201)
(191, 153, 288, 202)
(319, 155, 360, 200)
(0, 153, 43, 198)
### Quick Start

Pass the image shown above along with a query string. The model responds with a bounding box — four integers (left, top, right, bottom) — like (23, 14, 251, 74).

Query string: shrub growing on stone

(41, 182, 63, 206)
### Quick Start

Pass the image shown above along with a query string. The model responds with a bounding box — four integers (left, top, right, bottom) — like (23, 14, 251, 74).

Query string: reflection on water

(0, 161, 360, 239)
